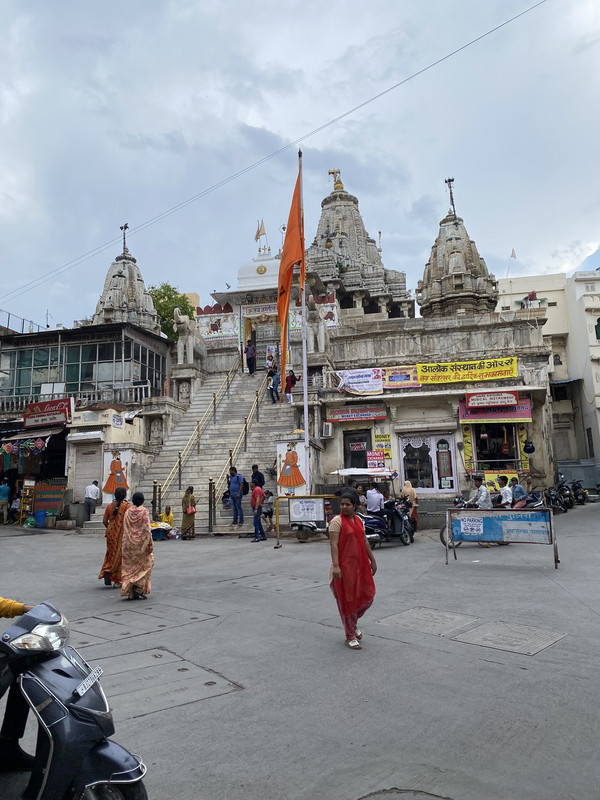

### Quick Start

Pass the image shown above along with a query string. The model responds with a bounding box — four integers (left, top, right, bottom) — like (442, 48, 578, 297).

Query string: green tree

(148, 282, 196, 342)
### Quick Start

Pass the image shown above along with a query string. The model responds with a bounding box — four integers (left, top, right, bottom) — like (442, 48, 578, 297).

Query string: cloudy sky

(1, 0, 599, 329)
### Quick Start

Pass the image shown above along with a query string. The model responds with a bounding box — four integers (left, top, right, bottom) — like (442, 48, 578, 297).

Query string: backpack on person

(242, 478, 249, 495)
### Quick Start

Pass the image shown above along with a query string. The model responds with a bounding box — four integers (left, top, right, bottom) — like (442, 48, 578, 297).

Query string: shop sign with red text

(466, 391, 519, 409)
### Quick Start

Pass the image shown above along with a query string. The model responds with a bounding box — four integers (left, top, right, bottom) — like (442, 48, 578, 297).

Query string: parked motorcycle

(439, 497, 468, 547)
(571, 479, 588, 505)
(556, 474, 575, 509)
(545, 485, 568, 513)
(0, 602, 147, 800)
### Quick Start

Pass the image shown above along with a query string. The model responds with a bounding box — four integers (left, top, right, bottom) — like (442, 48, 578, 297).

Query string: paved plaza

(1, 504, 600, 800)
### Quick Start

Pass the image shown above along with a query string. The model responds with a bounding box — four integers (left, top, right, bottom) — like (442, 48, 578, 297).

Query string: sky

(1, 0, 599, 330)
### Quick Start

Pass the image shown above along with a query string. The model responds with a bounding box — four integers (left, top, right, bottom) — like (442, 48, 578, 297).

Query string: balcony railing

(0, 383, 154, 412)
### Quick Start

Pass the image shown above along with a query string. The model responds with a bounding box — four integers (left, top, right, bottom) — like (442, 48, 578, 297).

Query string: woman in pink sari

(120, 492, 154, 601)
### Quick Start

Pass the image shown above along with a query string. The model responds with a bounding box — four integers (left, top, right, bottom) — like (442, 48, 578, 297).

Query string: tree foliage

(148, 282, 196, 342)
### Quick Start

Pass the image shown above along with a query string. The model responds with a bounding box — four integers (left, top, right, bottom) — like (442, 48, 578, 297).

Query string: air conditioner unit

(322, 422, 334, 438)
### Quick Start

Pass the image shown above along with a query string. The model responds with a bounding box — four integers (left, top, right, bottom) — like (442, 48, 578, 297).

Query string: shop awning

(0, 426, 65, 443)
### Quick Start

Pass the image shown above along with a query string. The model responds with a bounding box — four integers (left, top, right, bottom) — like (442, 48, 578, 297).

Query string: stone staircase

(135, 370, 297, 534)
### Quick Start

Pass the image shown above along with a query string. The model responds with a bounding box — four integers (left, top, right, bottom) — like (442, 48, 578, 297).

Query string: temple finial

(328, 168, 344, 191)
(120, 222, 129, 252)
(444, 178, 456, 216)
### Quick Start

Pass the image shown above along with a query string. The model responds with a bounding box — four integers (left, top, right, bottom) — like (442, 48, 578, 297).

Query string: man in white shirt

(495, 475, 513, 508)
(366, 483, 385, 519)
(467, 476, 492, 509)
(84, 481, 101, 521)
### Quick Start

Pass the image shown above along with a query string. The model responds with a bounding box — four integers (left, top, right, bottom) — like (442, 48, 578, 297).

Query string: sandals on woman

(355, 629, 362, 640)
(344, 638, 361, 650)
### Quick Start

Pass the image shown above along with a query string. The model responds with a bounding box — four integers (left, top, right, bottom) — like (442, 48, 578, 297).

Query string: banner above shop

(466, 390, 519, 408)
(336, 366, 421, 395)
(381, 366, 420, 390)
(327, 405, 387, 423)
(24, 398, 73, 429)
(459, 398, 532, 423)
(336, 368, 383, 395)
(417, 357, 518, 384)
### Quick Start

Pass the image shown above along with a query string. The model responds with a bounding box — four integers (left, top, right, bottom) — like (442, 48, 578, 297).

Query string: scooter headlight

(12, 614, 70, 651)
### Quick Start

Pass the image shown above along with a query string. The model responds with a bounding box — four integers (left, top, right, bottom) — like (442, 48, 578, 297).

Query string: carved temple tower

(306, 170, 413, 318)
(92, 230, 161, 335)
(416, 198, 498, 318)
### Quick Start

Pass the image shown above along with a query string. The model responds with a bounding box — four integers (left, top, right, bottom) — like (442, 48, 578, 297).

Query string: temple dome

(92, 246, 161, 334)
(237, 250, 280, 291)
(416, 209, 498, 318)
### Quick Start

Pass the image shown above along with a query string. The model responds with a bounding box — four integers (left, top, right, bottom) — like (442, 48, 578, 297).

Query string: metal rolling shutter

(73, 447, 103, 501)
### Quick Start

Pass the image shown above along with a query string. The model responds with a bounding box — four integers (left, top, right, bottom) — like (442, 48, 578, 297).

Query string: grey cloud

(118, 131, 189, 153)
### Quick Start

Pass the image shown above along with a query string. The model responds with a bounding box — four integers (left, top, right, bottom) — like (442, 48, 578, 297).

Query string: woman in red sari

(329, 489, 377, 650)
(98, 487, 129, 587)
(120, 492, 154, 601)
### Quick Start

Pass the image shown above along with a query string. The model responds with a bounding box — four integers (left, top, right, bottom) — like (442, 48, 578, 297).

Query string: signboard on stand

(367, 450, 386, 469)
(444, 508, 558, 568)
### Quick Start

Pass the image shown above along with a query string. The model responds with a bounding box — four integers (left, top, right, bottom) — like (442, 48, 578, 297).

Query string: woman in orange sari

(329, 489, 377, 650)
(120, 492, 154, 601)
(98, 488, 129, 587)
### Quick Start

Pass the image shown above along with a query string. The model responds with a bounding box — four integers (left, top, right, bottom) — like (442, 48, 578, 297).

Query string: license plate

(74, 665, 103, 697)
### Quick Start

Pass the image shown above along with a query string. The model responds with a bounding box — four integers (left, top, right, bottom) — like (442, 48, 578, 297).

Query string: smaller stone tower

(416, 185, 498, 318)
(93, 226, 161, 334)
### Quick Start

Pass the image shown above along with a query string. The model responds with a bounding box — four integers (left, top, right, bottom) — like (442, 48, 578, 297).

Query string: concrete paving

(1, 503, 599, 800)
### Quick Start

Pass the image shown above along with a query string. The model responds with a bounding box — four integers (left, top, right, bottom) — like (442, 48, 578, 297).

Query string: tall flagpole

(298, 152, 310, 493)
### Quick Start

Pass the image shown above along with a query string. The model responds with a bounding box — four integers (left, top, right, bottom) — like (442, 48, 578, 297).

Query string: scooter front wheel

(399, 524, 411, 546)
(75, 781, 148, 800)
(439, 525, 462, 548)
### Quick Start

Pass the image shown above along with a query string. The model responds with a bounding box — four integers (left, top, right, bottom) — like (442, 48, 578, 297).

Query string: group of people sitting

(345, 479, 419, 530)
(468, 475, 530, 509)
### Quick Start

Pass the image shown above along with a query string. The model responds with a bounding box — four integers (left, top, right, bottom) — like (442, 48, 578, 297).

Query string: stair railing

(208, 372, 269, 531)
(156, 357, 240, 510)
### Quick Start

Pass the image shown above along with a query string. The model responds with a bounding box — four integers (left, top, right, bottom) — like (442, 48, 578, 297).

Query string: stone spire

(416, 201, 498, 318)
(306, 170, 413, 317)
(92, 232, 161, 334)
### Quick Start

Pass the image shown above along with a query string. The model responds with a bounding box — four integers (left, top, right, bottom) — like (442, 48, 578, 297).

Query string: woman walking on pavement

(181, 486, 196, 540)
(120, 492, 154, 601)
(98, 487, 129, 587)
(328, 489, 377, 650)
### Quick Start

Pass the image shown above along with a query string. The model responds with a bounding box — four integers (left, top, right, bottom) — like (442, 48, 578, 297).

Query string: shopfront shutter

(73, 447, 103, 502)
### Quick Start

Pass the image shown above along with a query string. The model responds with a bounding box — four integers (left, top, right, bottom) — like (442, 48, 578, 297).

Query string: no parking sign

(445, 508, 558, 568)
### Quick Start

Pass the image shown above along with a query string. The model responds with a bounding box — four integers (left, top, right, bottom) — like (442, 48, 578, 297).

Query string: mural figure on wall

(277, 441, 305, 496)
(103, 450, 129, 495)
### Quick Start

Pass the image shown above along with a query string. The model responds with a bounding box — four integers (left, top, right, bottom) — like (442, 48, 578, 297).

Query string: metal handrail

(159, 357, 240, 502)
(209, 371, 269, 528)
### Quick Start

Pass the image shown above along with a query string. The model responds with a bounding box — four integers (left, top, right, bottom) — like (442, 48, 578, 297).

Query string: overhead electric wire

(4, 0, 547, 306)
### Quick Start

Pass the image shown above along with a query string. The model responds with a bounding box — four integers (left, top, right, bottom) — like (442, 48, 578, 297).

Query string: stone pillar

(353, 292, 366, 310)
(378, 296, 391, 317)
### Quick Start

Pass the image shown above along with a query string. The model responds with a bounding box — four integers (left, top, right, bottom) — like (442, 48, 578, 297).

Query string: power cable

(4, 0, 547, 305)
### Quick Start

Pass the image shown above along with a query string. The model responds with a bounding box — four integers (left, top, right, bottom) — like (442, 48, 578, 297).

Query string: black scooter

(0, 602, 147, 800)
(361, 498, 413, 548)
